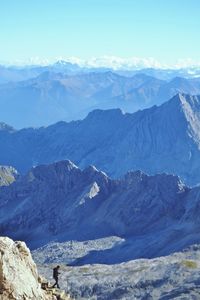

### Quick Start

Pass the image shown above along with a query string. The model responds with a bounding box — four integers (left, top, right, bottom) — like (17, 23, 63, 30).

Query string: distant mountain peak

(53, 60, 80, 71)
(86, 108, 125, 121)
(54, 60, 71, 65)
(152, 172, 186, 190)
(83, 165, 108, 180)
(45, 159, 79, 171)
(84, 165, 99, 173)
(29, 160, 79, 180)
(122, 171, 186, 201)
(54, 60, 78, 66)
(123, 170, 147, 183)
(0, 122, 15, 132)
(59, 159, 78, 170)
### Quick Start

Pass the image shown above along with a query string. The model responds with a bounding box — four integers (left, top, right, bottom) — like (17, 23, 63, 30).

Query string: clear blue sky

(1, 0, 200, 65)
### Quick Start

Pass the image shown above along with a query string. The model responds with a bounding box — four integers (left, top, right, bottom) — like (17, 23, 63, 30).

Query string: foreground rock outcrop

(0, 237, 71, 300)
(0, 237, 50, 299)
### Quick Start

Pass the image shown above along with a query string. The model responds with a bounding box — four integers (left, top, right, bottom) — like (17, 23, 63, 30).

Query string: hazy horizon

(1, 0, 200, 68)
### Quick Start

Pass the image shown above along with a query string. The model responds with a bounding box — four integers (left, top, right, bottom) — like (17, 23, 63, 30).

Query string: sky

(1, 0, 200, 67)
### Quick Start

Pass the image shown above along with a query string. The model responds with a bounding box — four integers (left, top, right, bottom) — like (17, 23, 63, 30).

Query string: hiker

(52, 265, 60, 288)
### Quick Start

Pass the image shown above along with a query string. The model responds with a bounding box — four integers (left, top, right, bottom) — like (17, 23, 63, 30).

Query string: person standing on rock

(52, 265, 60, 288)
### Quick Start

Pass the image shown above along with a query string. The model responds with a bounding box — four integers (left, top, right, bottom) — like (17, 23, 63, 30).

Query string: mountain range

(1, 159, 200, 264)
(1, 60, 200, 83)
(1, 93, 200, 186)
(1, 66, 200, 128)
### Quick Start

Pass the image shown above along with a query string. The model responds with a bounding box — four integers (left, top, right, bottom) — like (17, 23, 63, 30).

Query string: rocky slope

(0, 237, 51, 300)
(1, 160, 200, 261)
(32, 237, 125, 265)
(38, 244, 200, 300)
(1, 93, 200, 185)
(0, 166, 18, 186)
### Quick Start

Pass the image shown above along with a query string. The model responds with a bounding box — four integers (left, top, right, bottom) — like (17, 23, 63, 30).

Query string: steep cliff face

(0, 237, 51, 300)
(1, 94, 200, 185)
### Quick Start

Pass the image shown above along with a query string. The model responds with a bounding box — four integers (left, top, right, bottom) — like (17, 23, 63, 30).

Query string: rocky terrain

(1, 93, 200, 185)
(1, 72, 200, 299)
(0, 166, 18, 186)
(0, 237, 51, 299)
(32, 237, 125, 265)
(2, 235, 200, 299)
(0, 236, 72, 300)
(38, 244, 200, 300)
(0, 159, 200, 262)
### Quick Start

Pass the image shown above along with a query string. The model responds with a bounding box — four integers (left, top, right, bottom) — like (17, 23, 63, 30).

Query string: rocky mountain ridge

(1, 62, 200, 83)
(0, 160, 200, 262)
(1, 94, 200, 185)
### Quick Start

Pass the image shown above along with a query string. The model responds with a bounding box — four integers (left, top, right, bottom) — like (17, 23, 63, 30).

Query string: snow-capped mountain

(0, 159, 200, 262)
(2, 58, 200, 81)
(1, 93, 200, 185)
(1, 69, 200, 128)
(0, 61, 82, 84)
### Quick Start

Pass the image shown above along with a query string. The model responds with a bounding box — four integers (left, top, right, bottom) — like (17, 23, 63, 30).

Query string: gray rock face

(0, 159, 200, 261)
(0, 166, 18, 186)
(0, 237, 51, 300)
(1, 93, 200, 185)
